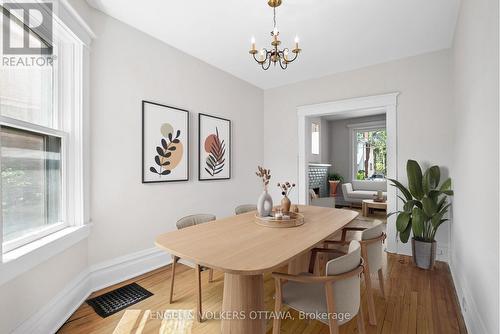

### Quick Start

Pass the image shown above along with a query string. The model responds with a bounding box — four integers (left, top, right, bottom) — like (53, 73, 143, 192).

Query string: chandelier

(249, 0, 301, 70)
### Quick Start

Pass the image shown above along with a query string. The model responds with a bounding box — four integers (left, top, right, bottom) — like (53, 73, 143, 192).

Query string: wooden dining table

(155, 205, 358, 334)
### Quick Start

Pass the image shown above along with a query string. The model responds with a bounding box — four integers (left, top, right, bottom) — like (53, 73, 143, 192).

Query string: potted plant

(328, 173, 344, 196)
(389, 160, 453, 269)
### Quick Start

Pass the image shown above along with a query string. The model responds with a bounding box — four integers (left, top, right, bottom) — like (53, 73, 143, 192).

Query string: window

(0, 7, 84, 252)
(311, 122, 320, 155)
(352, 127, 387, 180)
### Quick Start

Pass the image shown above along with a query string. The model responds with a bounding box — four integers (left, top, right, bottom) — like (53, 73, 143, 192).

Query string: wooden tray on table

(254, 211, 305, 228)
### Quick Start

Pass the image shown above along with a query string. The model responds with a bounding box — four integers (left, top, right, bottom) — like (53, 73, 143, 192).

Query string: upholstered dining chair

(315, 221, 386, 326)
(234, 204, 257, 215)
(272, 240, 366, 334)
(170, 214, 216, 322)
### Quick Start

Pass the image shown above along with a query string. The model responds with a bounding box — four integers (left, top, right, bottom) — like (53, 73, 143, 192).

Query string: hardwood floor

(59, 252, 466, 333)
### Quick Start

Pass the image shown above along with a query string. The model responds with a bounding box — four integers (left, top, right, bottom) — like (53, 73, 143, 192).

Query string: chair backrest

(176, 214, 216, 230)
(309, 189, 318, 200)
(235, 204, 257, 215)
(361, 221, 384, 271)
(325, 240, 361, 324)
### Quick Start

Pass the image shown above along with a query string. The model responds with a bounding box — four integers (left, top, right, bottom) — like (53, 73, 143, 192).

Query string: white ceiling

(86, 0, 460, 89)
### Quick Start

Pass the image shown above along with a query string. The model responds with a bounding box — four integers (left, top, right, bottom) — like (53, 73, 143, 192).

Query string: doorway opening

(297, 93, 399, 254)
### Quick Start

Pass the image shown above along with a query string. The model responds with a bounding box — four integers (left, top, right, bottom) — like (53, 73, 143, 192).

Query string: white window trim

(0, 0, 92, 281)
(347, 120, 386, 181)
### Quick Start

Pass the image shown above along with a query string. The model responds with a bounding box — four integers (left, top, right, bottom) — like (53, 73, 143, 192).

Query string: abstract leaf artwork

(149, 127, 182, 176)
(198, 113, 231, 180)
(204, 127, 226, 176)
(142, 101, 189, 183)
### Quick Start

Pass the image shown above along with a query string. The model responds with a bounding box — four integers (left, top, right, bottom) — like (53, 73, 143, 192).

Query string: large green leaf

(387, 211, 402, 218)
(407, 160, 424, 200)
(422, 169, 431, 194)
(388, 178, 412, 201)
(399, 223, 412, 243)
(439, 178, 452, 192)
(436, 197, 447, 212)
(439, 203, 452, 215)
(431, 211, 445, 228)
(403, 200, 420, 212)
(411, 207, 426, 238)
(396, 212, 411, 232)
(428, 166, 441, 189)
(422, 196, 438, 217)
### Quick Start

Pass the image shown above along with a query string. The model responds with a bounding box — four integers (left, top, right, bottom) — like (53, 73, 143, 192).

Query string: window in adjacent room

(353, 128, 387, 180)
(311, 122, 320, 155)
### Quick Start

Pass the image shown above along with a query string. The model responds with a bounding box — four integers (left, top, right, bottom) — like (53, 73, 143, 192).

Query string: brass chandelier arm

(261, 52, 272, 70)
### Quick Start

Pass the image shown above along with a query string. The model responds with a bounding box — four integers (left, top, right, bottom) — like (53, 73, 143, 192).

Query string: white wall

(263, 50, 454, 257)
(87, 10, 264, 265)
(328, 114, 386, 182)
(450, 0, 499, 332)
(0, 240, 88, 333)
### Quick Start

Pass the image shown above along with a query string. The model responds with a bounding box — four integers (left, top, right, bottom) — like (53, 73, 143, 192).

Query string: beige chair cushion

(282, 241, 361, 325)
(176, 214, 216, 230)
(235, 204, 257, 215)
(361, 220, 384, 272)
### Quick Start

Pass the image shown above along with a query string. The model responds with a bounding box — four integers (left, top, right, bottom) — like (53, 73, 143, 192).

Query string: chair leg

(325, 282, 340, 334)
(169, 255, 179, 304)
(196, 264, 203, 322)
(361, 248, 377, 326)
(208, 268, 214, 283)
(378, 268, 386, 299)
(272, 278, 283, 334)
(357, 302, 366, 334)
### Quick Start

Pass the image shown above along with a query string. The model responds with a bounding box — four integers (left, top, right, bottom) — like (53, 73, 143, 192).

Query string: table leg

(362, 202, 368, 216)
(288, 252, 311, 274)
(221, 273, 265, 334)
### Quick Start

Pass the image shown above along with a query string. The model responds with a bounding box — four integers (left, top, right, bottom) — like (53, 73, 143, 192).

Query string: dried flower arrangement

(256, 166, 271, 189)
(277, 182, 296, 198)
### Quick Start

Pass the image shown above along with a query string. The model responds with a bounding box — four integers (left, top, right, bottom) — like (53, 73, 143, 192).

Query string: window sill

(0, 224, 91, 286)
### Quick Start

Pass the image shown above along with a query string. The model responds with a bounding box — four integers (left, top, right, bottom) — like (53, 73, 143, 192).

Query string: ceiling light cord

(273, 7, 277, 33)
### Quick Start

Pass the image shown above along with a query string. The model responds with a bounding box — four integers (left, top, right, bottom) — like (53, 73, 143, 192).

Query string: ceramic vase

(281, 196, 291, 212)
(257, 189, 273, 217)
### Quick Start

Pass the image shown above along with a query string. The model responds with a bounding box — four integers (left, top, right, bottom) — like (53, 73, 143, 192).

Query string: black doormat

(86, 283, 153, 318)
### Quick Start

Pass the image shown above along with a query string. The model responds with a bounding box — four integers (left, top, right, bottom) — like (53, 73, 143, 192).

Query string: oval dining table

(155, 205, 358, 334)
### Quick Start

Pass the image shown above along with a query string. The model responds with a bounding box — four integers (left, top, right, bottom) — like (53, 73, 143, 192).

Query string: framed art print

(142, 101, 189, 183)
(198, 113, 231, 180)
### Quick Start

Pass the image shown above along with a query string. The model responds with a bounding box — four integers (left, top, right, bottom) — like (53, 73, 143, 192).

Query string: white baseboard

(90, 247, 171, 291)
(449, 262, 487, 334)
(12, 247, 172, 334)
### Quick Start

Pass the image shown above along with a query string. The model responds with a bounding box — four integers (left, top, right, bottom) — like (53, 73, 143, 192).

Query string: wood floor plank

(58, 254, 466, 334)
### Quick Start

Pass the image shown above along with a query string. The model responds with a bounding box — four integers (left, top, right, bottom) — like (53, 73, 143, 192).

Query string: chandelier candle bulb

(251, 36, 256, 51)
(294, 36, 299, 49)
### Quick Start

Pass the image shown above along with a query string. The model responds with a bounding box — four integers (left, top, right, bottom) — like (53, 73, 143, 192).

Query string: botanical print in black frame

(142, 101, 189, 183)
(198, 113, 231, 181)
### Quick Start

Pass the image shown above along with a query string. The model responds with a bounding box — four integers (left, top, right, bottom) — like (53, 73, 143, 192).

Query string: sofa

(341, 180, 387, 205)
